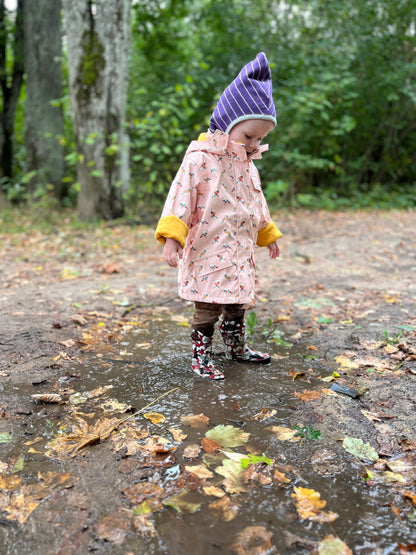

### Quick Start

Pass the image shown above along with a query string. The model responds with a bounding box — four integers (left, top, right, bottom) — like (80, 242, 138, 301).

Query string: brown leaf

(229, 525, 278, 555)
(71, 314, 87, 326)
(180, 413, 210, 427)
(183, 444, 201, 459)
(201, 437, 221, 453)
(208, 495, 239, 522)
(250, 408, 277, 421)
(122, 483, 164, 506)
(95, 510, 131, 544)
(31, 393, 64, 404)
(294, 390, 322, 402)
(399, 544, 416, 554)
(99, 263, 120, 274)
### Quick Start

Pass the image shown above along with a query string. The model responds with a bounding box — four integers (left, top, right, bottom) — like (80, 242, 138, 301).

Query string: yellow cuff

(155, 215, 188, 248)
(257, 221, 282, 247)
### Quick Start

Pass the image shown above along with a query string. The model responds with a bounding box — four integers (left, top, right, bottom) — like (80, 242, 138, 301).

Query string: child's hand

(163, 238, 183, 267)
(267, 240, 280, 259)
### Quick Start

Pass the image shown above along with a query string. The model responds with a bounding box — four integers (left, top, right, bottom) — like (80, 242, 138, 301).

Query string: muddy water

(0, 314, 414, 554)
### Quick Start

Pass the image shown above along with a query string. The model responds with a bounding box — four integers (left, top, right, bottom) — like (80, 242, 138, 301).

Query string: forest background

(0, 0, 415, 224)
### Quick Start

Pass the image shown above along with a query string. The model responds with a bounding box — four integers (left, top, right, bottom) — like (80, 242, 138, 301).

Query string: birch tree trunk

(24, 0, 65, 198)
(62, 0, 130, 220)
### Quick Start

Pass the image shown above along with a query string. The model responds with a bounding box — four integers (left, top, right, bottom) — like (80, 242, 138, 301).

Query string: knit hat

(209, 52, 276, 134)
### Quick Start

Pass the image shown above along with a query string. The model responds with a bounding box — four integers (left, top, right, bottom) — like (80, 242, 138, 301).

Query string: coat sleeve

(251, 166, 283, 247)
(155, 153, 200, 248)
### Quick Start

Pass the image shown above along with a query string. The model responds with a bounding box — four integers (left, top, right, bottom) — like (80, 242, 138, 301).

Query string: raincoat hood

(185, 129, 268, 161)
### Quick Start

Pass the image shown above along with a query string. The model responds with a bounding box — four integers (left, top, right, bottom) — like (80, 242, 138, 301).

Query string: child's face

(228, 119, 275, 155)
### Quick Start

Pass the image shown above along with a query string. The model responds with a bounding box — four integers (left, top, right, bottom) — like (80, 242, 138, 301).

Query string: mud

(0, 209, 415, 554)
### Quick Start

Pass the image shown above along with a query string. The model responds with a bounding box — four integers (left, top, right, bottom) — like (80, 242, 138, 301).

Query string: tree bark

(24, 0, 65, 199)
(62, 0, 131, 221)
(0, 0, 24, 183)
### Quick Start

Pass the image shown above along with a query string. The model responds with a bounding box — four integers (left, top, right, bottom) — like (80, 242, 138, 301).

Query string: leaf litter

(1, 211, 416, 552)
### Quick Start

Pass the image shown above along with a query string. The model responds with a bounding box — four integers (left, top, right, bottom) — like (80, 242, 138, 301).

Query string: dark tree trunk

(0, 0, 24, 184)
(24, 0, 65, 199)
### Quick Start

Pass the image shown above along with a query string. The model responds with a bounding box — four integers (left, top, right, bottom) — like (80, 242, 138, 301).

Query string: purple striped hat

(209, 52, 276, 134)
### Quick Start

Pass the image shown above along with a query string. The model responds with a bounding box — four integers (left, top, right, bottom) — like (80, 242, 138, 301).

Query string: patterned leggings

(192, 301, 245, 336)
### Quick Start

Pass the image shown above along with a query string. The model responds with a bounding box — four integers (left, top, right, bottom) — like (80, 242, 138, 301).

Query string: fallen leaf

(183, 444, 201, 459)
(162, 490, 201, 514)
(342, 437, 379, 463)
(250, 408, 277, 421)
(45, 416, 121, 460)
(201, 437, 221, 453)
(273, 469, 291, 485)
(133, 514, 157, 537)
(181, 413, 210, 428)
(288, 370, 306, 380)
(215, 459, 248, 494)
(143, 411, 165, 425)
(202, 485, 226, 498)
(266, 426, 300, 442)
(229, 525, 277, 555)
(168, 428, 187, 442)
(205, 425, 250, 448)
(208, 495, 239, 521)
(31, 394, 64, 404)
(292, 487, 338, 523)
(95, 510, 130, 544)
(185, 464, 214, 480)
(318, 534, 352, 554)
(294, 390, 322, 402)
(122, 483, 164, 506)
(335, 355, 359, 369)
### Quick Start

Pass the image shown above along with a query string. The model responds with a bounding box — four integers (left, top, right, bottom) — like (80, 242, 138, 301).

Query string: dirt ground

(1, 209, 415, 553)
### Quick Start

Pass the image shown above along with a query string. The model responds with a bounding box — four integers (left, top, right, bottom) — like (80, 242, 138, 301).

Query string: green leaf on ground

(342, 437, 379, 462)
(161, 490, 201, 514)
(0, 433, 12, 444)
(205, 425, 250, 448)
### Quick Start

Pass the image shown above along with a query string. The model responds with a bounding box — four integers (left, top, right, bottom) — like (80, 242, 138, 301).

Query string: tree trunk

(62, 0, 131, 221)
(0, 0, 24, 183)
(24, 0, 65, 199)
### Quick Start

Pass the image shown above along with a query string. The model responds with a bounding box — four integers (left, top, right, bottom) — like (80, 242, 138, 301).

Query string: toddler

(155, 52, 282, 380)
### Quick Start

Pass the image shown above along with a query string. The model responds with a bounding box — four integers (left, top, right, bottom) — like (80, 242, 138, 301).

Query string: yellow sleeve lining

(155, 215, 189, 248)
(257, 221, 282, 247)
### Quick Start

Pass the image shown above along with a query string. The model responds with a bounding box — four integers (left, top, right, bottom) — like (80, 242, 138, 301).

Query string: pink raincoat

(155, 130, 282, 304)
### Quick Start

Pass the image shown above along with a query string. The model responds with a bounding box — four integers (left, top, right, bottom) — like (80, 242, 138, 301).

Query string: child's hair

(209, 52, 276, 134)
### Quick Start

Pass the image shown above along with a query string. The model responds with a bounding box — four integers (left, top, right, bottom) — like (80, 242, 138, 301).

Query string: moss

(76, 29, 105, 105)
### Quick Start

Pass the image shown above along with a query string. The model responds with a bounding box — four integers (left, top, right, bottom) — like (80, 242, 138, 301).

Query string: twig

(106, 387, 179, 430)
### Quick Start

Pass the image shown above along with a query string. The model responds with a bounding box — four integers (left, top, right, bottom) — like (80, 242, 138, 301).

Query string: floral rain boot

(219, 319, 271, 364)
(191, 329, 225, 380)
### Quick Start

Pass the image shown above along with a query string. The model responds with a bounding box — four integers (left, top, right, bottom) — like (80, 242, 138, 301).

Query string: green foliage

(382, 329, 404, 346)
(293, 425, 321, 445)
(3, 0, 416, 215)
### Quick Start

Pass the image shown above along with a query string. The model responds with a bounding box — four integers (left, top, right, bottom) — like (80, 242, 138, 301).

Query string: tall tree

(0, 0, 24, 183)
(62, 0, 131, 220)
(24, 0, 65, 198)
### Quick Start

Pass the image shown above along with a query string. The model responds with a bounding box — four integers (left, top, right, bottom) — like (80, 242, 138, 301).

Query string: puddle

(0, 315, 414, 554)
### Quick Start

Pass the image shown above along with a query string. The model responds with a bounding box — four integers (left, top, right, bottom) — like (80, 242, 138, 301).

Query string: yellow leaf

(292, 487, 338, 523)
(185, 465, 214, 480)
(143, 412, 165, 425)
(168, 428, 187, 442)
(335, 355, 359, 369)
(266, 426, 300, 442)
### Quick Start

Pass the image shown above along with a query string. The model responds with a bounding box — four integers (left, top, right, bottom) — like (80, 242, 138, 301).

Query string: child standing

(155, 52, 282, 380)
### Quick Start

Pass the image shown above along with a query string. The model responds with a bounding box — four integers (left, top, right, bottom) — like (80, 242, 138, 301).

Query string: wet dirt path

(0, 210, 415, 553)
